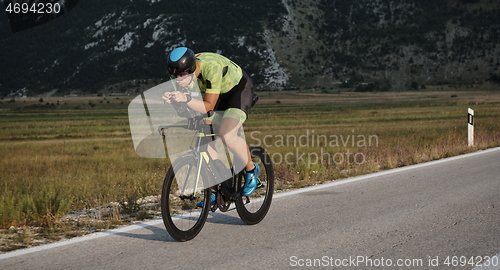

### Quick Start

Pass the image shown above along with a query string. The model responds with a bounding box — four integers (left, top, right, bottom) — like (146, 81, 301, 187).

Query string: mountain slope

(0, 0, 499, 96)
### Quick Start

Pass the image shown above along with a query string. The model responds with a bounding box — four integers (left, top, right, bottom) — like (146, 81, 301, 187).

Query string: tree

(410, 81, 419, 90)
(489, 73, 500, 84)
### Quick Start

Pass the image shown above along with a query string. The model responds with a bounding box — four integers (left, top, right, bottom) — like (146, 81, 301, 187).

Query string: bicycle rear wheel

(161, 154, 210, 242)
(235, 146, 274, 225)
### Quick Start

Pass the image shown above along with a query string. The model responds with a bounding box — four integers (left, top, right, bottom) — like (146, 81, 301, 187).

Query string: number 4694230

(5, 2, 61, 14)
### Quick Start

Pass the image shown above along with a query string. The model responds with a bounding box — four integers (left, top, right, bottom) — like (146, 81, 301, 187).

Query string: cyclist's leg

(193, 112, 222, 208)
(217, 108, 253, 171)
(218, 110, 260, 196)
(210, 69, 255, 173)
(205, 112, 223, 161)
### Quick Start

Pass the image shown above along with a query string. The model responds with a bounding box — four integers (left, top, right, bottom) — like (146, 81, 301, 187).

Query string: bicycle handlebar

(157, 112, 215, 136)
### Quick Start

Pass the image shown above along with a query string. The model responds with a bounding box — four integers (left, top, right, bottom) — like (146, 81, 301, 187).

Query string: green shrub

(0, 188, 72, 228)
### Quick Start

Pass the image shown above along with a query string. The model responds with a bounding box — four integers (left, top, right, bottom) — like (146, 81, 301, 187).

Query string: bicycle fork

(177, 155, 206, 201)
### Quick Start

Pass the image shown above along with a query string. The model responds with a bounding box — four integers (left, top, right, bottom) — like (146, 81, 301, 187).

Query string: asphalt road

(1, 148, 500, 269)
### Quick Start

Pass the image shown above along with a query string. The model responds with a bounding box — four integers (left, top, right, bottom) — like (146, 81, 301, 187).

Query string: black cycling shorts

(213, 70, 254, 122)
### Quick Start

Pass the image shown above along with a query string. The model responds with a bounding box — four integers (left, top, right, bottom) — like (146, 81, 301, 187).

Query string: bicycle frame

(158, 117, 241, 205)
(159, 115, 274, 241)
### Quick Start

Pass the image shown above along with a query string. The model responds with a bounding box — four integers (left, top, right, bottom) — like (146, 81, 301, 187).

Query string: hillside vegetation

(0, 0, 499, 96)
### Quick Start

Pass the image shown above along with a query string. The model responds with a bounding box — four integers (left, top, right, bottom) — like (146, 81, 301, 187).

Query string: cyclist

(162, 47, 259, 206)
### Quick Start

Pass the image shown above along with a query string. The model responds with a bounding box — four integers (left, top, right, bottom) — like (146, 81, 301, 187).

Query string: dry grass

(1, 89, 500, 250)
(246, 89, 500, 190)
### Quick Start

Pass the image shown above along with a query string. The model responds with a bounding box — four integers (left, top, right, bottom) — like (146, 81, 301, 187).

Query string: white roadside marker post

(468, 108, 474, 147)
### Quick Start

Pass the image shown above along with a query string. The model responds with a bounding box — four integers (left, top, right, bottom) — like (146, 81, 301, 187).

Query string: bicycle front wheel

(161, 154, 210, 242)
(235, 146, 274, 225)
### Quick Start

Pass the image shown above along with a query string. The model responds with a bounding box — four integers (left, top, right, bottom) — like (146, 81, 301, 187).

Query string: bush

(489, 73, 500, 84)
(32, 188, 72, 227)
(356, 83, 376, 92)
(410, 81, 419, 90)
(355, 80, 391, 92)
(0, 188, 72, 228)
(0, 196, 20, 228)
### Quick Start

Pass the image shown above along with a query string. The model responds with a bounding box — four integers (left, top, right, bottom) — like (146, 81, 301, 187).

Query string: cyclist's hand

(162, 92, 173, 103)
(163, 92, 187, 103)
(163, 91, 188, 103)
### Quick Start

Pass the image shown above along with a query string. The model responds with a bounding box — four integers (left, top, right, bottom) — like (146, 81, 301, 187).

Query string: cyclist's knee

(220, 129, 240, 146)
(219, 122, 241, 145)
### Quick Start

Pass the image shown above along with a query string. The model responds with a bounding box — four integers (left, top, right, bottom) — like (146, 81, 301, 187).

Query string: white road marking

(1, 147, 499, 260)
(0, 219, 164, 260)
(274, 147, 500, 199)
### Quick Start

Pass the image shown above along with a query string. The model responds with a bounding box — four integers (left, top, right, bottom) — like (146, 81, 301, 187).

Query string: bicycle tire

(235, 146, 274, 225)
(161, 154, 210, 242)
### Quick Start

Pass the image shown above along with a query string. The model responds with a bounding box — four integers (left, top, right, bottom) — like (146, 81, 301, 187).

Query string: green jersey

(195, 52, 243, 95)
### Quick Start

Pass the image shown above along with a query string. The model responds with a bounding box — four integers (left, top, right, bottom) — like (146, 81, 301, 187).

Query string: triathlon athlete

(162, 47, 259, 206)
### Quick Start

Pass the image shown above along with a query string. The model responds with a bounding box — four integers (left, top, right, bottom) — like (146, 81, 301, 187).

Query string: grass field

(1, 87, 500, 251)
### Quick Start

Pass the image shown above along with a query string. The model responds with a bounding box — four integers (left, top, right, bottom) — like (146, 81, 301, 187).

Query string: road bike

(158, 114, 274, 241)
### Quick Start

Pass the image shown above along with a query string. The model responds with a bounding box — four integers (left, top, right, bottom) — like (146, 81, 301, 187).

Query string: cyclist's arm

(162, 91, 218, 113)
(186, 92, 218, 112)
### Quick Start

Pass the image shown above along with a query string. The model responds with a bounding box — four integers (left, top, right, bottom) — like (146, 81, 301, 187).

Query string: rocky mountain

(1, 0, 499, 97)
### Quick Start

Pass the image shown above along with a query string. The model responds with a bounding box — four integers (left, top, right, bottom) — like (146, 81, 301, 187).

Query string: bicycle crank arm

(220, 188, 240, 202)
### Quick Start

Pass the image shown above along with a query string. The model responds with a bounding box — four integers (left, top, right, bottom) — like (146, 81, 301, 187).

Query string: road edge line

(1, 147, 499, 260)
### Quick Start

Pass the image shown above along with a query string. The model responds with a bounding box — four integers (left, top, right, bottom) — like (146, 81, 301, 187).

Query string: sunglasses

(170, 72, 194, 80)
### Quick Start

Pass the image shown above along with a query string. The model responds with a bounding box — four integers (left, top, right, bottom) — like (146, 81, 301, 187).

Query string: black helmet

(167, 47, 197, 77)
